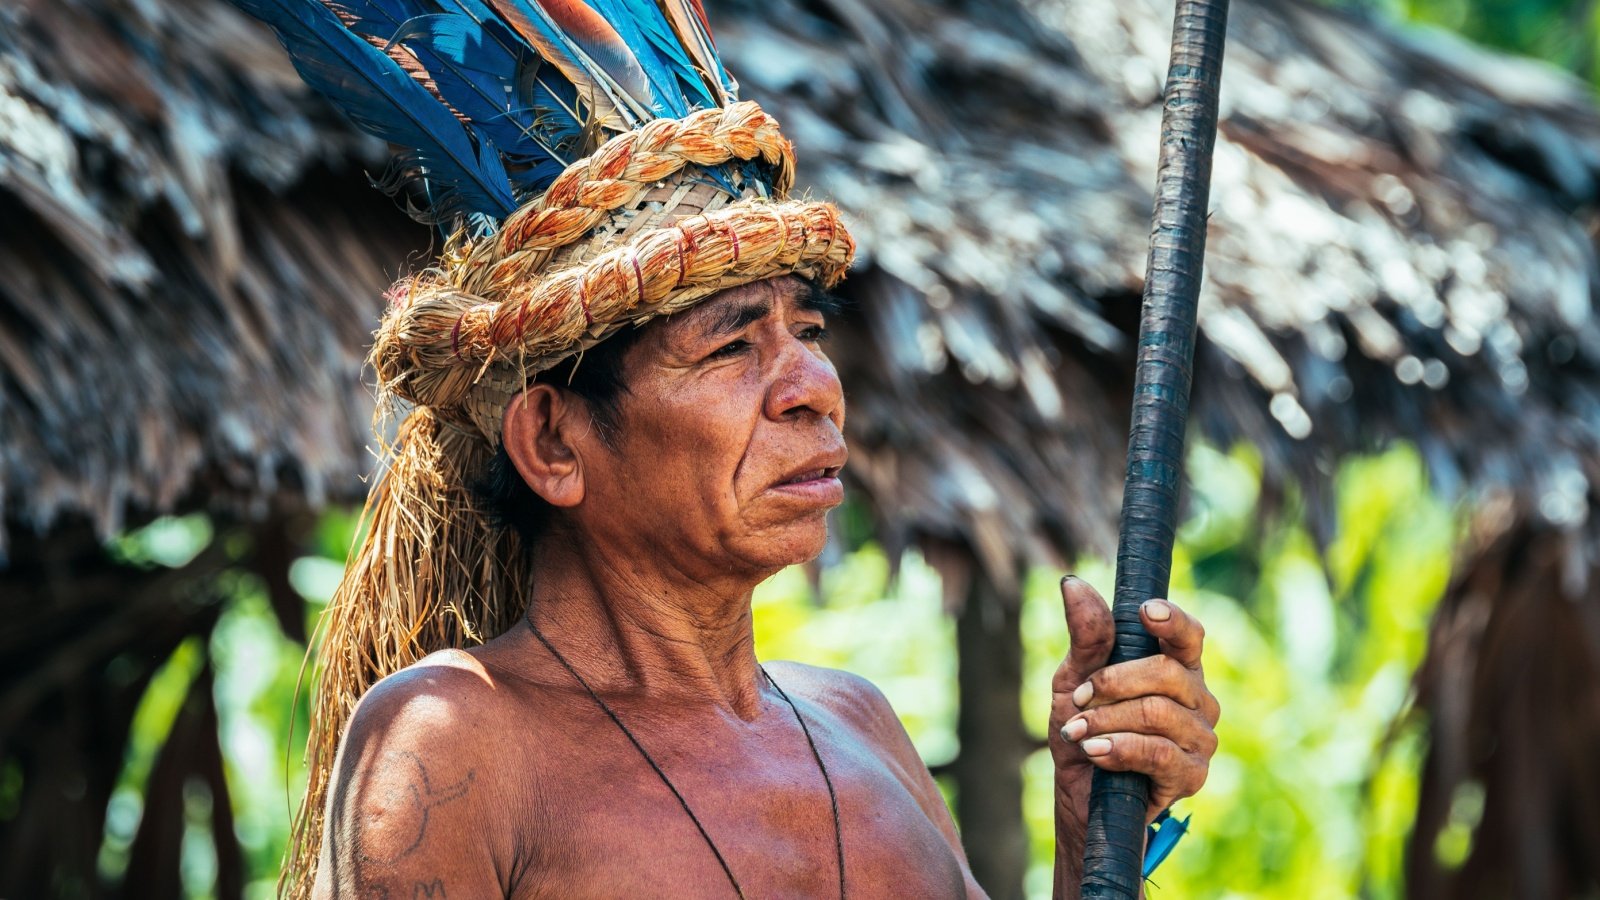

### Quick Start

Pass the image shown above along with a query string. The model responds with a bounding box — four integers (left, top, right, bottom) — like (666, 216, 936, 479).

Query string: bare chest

(508, 705, 966, 899)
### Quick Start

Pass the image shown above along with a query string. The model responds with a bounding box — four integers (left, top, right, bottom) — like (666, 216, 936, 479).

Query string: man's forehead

(680, 277, 808, 325)
(658, 277, 823, 345)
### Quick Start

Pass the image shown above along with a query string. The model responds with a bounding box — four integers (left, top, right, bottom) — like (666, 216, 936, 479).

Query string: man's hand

(1049, 576, 1220, 841)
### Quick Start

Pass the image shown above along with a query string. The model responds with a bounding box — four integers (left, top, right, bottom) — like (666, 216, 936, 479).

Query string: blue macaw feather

(388, 15, 572, 165)
(230, 0, 740, 223)
(582, 0, 688, 116)
(234, 0, 517, 219)
(1142, 810, 1190, 878)
(612, 0, 716, 109)
(311, 0, 584, 197)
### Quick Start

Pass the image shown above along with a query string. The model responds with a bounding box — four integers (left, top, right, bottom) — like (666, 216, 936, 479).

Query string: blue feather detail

(390, 15, 582, 170)
(229, 0, 743, 224)
(1143, 809, 1190, 878)
(234, 0, 517, 219)
(583, 0, 689, 115)
(622, 0, 718, 108)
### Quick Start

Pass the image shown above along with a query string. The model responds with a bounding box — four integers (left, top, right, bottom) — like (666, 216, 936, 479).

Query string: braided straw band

(378, 196, 853, 445)
(457, 101, 795, 297)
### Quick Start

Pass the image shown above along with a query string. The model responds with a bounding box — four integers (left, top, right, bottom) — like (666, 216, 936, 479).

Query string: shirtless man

(312, 276, 1221, 898)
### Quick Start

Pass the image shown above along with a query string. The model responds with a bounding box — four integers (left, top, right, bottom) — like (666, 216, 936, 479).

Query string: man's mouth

(782, 466, 841, 485)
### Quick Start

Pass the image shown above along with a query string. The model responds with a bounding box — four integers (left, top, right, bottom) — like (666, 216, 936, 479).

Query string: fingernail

(1143, 599, 1172, 622)
(1072, 681, 1094, 707)
(1081, 737, 1112, 757)
(1062, 574, 1080, 585)
(1062, 717, 1088, 741)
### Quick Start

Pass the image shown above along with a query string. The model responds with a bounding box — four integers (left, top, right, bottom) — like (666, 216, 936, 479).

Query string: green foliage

(108, 514, 214, 569)
(1360, 0, 1600, 88)
(1016, 444, 1456, 898)
(209, 581, 317, 899)
(99, 637, 207, 881)
(100, 444, 1453, 898)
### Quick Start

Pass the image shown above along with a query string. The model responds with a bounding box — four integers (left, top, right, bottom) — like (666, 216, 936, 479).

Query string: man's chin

(735, 518, 832, 574)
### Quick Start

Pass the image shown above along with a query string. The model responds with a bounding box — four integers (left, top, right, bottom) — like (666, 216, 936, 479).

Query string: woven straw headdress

(229, 1, 854, 894)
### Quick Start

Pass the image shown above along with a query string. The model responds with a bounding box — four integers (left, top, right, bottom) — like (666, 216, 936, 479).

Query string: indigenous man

(238, 3, 1222, 899)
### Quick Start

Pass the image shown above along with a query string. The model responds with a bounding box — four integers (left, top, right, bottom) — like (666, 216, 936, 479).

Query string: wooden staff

(1079, 1, 1230, 897)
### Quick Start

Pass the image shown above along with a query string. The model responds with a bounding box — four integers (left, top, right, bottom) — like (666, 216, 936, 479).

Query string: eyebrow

(696, 282, 848, 339)
(701, 299, 773, 339)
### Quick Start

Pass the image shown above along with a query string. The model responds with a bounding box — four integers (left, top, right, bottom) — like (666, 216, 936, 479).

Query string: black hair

(472, 324, 649, 542)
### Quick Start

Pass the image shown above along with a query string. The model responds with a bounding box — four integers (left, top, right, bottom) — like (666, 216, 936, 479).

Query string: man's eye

(708, 339, 749, 359)
(799, 325, 831, 344)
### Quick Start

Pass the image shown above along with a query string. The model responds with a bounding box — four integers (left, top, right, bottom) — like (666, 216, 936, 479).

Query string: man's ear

(502, 384, 587, 508)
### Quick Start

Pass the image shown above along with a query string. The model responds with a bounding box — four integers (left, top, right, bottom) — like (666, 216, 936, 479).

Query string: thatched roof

(8, 0, 1600, 580)
(714, 0, 1600, 582)
(0, 0, 424, 557)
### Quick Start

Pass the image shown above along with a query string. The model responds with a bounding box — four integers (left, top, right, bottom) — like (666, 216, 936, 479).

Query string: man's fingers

(1072, 654, 1211, 714)
(1141, 599, 1205, 670)
(1076, 732, 1210, 815)
(1060, 695, 1217, 757)
(1054, 576, 1114, 692)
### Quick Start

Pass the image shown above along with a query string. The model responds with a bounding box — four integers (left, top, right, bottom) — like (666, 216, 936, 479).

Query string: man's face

(574, 276, 847, 583)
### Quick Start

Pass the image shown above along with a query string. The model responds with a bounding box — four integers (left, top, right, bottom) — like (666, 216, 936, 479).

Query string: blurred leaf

(109, 515, 215, 570)
(98, 637, 206, 880)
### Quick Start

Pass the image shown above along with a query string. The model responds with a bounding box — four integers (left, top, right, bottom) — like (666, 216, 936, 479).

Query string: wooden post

(954, 571, 1028, 900)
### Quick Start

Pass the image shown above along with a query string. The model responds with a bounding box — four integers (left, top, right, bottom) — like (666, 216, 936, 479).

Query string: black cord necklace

(525, 614, 847, 900)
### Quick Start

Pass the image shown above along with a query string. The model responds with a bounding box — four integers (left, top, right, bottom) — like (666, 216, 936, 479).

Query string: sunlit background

(6, 0, 1600, 898)
(90, 444, 1450, 898)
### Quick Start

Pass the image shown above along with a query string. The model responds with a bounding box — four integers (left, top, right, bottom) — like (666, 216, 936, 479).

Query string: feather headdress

(229, 1, 855, 894)
(233, 0, 736, 223)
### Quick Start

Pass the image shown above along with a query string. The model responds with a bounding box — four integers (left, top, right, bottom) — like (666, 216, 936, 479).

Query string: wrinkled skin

(311, 276, 1219, 899)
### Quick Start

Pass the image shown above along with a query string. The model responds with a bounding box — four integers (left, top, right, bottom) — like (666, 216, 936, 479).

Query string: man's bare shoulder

(316, 650, 524, 897)
(761, 661, 906, 747)
(347, 648, 510, 738)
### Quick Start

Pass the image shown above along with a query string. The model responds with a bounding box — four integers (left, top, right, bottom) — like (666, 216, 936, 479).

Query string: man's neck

(522, 537, 768, 720)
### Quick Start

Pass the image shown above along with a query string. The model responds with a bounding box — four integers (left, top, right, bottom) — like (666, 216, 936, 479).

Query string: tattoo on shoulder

(413, 879, 447, 899)
(357, 750, 476, 865)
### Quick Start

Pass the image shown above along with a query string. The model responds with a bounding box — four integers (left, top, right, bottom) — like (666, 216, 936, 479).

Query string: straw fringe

(280, 409, 529, 899)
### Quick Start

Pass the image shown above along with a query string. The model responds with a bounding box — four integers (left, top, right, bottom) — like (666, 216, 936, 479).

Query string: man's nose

(766, 337, 844, 422)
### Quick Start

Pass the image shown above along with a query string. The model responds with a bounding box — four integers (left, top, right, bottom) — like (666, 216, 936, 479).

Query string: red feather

(535, 0, 652, 112)
(485, 0, 652, 123)
(684, 0, 714, 45)
(657, 0, 725, 102)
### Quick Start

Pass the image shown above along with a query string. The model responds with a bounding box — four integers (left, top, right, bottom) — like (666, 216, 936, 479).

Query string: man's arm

(311, 652, 513, 900)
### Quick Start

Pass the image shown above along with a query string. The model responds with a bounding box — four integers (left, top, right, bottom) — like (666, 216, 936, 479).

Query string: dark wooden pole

(954, 572, 1027, 900)
(1079, 1, 1229, 897)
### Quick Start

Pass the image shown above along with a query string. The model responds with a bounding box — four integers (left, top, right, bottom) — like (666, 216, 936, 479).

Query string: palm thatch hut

(3, 0, 1597, 897)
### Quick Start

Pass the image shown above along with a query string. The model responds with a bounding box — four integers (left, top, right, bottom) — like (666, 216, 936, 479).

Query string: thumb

(1054, 575, 1114, 693)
